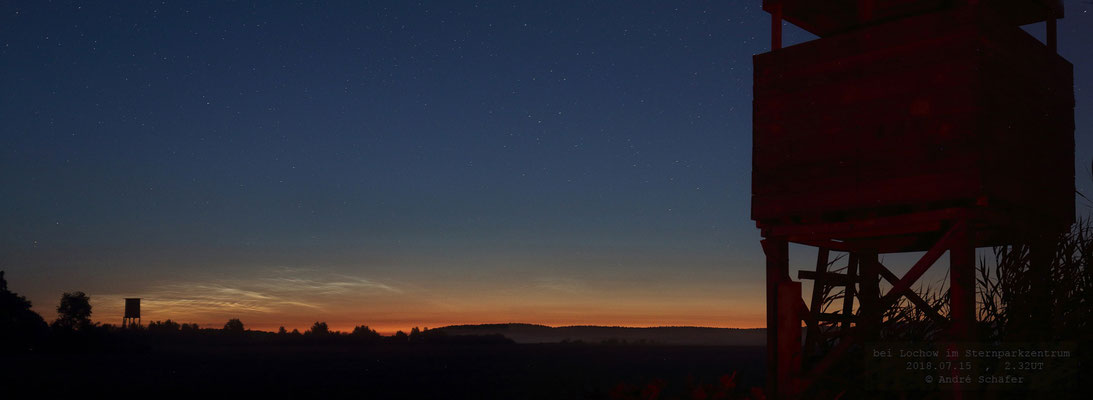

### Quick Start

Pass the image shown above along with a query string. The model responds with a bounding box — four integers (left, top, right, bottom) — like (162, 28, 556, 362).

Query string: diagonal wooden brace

(878, 220, 966, 311)
(876, 263, 947, 325)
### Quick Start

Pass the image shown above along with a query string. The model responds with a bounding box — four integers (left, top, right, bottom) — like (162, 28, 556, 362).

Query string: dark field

(2, 344, 765, 398)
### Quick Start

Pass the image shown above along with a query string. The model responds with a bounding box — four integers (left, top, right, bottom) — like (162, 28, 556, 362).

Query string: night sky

(2, 1, 1091, 333)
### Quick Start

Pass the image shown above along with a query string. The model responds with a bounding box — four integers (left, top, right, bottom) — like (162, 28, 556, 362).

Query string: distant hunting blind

(123, 298, 141, 327)
(751, 0, 1073, 398)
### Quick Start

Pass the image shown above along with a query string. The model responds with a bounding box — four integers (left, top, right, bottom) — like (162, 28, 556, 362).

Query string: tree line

(1, 272, 510, 353)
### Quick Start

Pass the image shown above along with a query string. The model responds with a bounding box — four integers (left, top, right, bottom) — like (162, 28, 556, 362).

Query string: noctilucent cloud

(2, 1, 1091, 333)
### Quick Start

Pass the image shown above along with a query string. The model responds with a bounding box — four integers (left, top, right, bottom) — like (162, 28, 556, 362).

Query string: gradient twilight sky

(2, 1, 1091, 334)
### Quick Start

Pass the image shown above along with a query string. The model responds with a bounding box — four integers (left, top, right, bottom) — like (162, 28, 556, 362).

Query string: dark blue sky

(2, 1, 1090, 332)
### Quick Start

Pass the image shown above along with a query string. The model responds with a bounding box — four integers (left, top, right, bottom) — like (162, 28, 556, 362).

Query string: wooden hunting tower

(752, 0, 1073, 398)
(123, 298, 141, 328)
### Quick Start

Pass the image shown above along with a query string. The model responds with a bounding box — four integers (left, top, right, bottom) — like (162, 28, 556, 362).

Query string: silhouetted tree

(180, 323, 200, 333)
(148, 319, 181, 334)
(350, 325, 381, 341)
(409, 326, 423, 343)
(53, 291, 92, 331)
(0, 271, 50, 351)
(223, 318, 244, 334)
(307, 321, 330, 336)
(277, 326, 287, 335)
(391, 330, 409, 343)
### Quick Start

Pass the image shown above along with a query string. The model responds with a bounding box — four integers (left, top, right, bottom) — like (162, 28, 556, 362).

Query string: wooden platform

(761, 207, 1028, 252)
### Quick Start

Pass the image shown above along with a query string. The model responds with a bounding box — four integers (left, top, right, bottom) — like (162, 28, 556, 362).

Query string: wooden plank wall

(751, 9, 1074, 229)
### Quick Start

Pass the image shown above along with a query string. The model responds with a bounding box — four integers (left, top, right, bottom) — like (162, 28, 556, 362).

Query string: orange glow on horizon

(89, 317, 769, 336)
(66, 266, 769, 336)
(86, 303, 768, 335)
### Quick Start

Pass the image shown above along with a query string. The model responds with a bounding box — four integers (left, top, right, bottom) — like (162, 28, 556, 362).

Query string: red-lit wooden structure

(751, 1, 1073, 398)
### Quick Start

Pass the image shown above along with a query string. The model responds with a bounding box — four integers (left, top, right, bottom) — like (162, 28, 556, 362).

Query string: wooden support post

(859, 252, 881, 340)
(948, 222, 975, 340)
(762, 238, 789, 399)
(771, 2, 782, 51)
(778, 280, 803, 399)
(841, 253, 858, 331)
(947, 222, 975, 400)
(805, 248, 830, 357)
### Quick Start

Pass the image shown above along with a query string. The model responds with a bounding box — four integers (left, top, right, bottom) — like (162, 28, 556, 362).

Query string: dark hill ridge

(434, 323, 765, 346)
